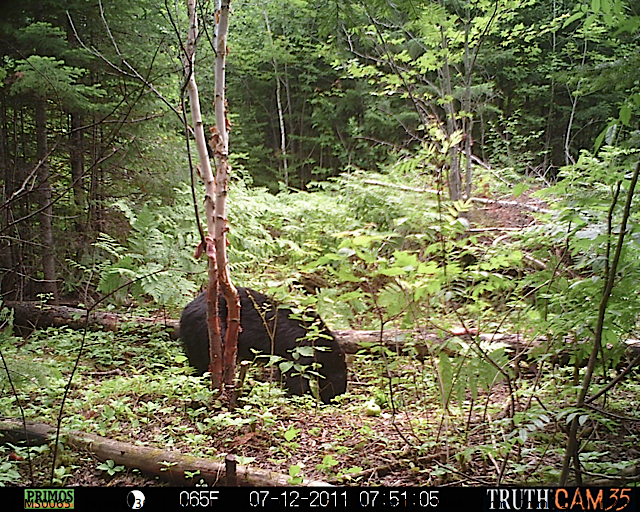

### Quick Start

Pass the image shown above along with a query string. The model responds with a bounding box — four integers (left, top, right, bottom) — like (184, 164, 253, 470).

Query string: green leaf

(518, 429, 528, 443)
(279, 361, 294, 373)
(352, 235, 373, 246)
(284, 427, 301, 442)
(513, 183, 530, 198)
(378, 267, 408, 276)
(438, 352, 453, 408)
(336, 247, 356, 258)
(322, 455, 339, 467)
(619, 104, 631, 126)
(563, 11, 585, 28)
(583, 14, 597, 29)
(289, 465, 301, 477)
(294, 346, 316, 358)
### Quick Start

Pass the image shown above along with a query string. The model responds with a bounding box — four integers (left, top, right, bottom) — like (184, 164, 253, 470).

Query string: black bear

(180, 287, 347, 403)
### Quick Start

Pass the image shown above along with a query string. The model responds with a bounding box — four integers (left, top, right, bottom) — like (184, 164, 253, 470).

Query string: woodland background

(0, 0, 639, 488)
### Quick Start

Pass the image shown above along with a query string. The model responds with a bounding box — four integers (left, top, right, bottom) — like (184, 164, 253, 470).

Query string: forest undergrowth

(2, 157, 640, 487)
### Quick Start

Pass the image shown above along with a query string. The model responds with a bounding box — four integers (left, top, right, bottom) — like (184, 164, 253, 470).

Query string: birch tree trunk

(211, 0, 240, 394)
(463, 18, 473, 200)
(264, 11, 288, 187)
(183, 0, 239, 399)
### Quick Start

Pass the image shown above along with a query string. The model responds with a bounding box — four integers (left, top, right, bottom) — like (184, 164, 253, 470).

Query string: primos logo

(24, 489, 74, 509)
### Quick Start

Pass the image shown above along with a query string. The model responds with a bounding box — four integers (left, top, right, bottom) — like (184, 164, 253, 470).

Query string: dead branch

(362, 178, 551, 213)
(468, 227, 522, 232)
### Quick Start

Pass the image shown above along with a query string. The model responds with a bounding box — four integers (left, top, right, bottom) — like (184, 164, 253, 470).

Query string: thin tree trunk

(3, 102, 27, 300)
(264, 11, 288, 187)
(66, 11, 87, 248)
(213, 0, 240, 395)
(463, 18, 473, 200)
(35, 98, 58, 303)
(439, 29, 461, 201)
(564, 37, 587, 166)
(183, 0, 239, 400)
(184, 0, 224, 392)
(70, 112, 86, 256)
(542, 0, 557, 172)
(0, 90, 14, 297)
(88, 112, 101, 233)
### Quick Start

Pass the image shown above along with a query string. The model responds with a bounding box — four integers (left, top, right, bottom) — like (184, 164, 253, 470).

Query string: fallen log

(7, 301, 180, 339)
(3, 302, 525, 355)
(6, 302, 453, 353)
(0, 418, 330, 487)
(6, 302, 639, 363)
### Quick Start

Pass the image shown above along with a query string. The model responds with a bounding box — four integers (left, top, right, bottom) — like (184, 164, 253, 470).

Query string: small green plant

(287, 465, 303, 485)
(283, 426, 301, 442)
(52, 465, 75, 485)
(96, 460, 126, 477)
(316, 454, 339, 474)
(0, 460, 21, 486)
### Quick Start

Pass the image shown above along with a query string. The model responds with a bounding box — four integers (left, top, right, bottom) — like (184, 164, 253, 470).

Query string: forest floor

(14, 364, 639, 488)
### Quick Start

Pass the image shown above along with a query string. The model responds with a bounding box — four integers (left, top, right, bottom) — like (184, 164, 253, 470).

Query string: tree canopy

(1, 0, 640, 489)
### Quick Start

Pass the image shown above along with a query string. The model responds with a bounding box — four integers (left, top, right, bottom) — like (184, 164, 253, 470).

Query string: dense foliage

(1, 0, 639, 488)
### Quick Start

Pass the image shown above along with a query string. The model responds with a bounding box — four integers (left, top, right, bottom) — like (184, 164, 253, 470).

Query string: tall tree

(0, 1, 183, 301)
(333, 0, 515, 199)
(9, 54, 102, 301)
(34, 96, 57, 301)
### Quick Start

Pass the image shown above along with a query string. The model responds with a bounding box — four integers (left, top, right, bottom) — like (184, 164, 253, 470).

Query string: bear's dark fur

(180, 288, 347, 403)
